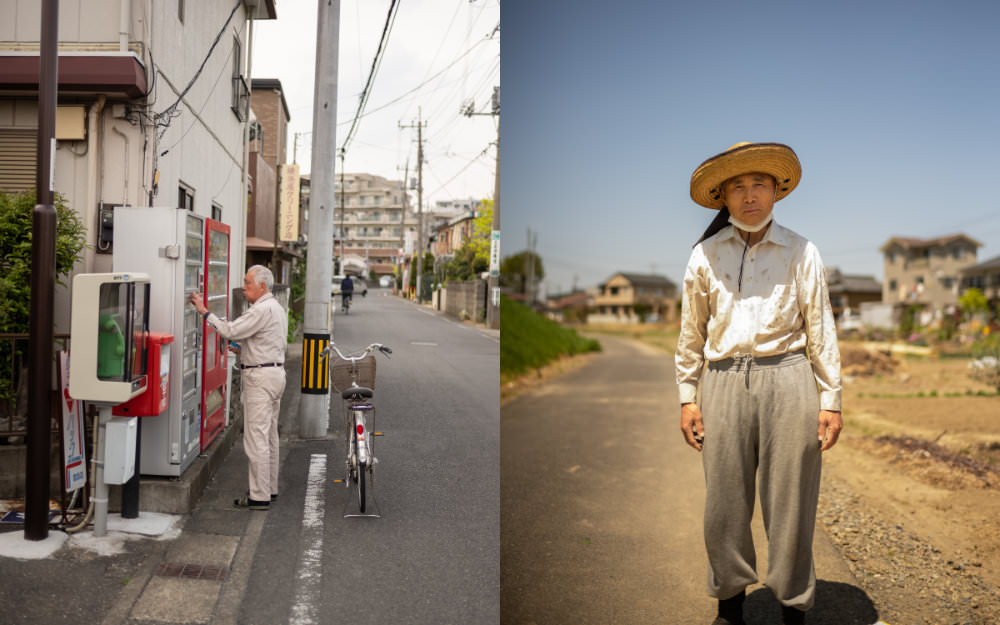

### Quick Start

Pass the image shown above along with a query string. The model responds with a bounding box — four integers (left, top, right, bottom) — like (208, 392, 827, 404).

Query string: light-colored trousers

(700, 351, 821, 610)
(242, 367, 285, 502)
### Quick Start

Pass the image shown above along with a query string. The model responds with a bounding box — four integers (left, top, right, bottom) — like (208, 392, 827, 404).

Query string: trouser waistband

(708, 350, 807, 373)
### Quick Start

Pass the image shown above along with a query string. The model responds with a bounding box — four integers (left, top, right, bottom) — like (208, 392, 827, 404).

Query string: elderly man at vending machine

(190, 265, 287, 511)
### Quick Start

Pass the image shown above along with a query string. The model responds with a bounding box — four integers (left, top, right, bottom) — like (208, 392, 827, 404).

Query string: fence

(442, 280, 487, 322)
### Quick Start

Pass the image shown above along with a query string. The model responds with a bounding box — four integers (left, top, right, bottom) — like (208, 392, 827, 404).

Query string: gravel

(818, 474, 1000, 625)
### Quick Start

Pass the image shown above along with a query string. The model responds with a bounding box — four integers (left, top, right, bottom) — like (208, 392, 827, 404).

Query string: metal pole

(487, 106, 500, 328)
(25, 0, 59, 541)
(299, 0, 340, 438)
(416, 108, 424, 302)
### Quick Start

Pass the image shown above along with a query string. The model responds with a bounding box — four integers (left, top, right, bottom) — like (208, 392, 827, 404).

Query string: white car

(331, 275, 367, 296)
(379, 275, 394, 288)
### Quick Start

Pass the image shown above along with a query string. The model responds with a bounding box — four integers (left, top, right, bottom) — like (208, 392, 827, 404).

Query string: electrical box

(114, 332, 174, 417)
(104, 416, 137, 484)
(69, 273, 151, 404)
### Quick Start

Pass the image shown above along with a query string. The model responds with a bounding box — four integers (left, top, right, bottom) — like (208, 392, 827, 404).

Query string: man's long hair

(695, 206, 731, 247)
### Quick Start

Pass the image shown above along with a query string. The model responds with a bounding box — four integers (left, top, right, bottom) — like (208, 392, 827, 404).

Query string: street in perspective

(0, 289, 499, 625)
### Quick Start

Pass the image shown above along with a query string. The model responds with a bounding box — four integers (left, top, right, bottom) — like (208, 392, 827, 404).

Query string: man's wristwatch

(202, 310, 210, 321)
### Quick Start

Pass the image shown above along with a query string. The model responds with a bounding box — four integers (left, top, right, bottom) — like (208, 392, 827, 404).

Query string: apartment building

(333, 173, 418, 278)
(0, 0, 275, 331)
(880, 234, 981, 310)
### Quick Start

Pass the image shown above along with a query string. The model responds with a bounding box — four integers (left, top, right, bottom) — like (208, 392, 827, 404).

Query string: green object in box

(97, 313, 126, 379)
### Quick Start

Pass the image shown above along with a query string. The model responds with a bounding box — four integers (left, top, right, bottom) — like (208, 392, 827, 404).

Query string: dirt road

(501, 336, 872, 625)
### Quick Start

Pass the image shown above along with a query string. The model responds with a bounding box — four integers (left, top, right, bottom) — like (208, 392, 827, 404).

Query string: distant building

(960, 255, 1000, 310)
(880, 234, 981, 311)
(591, 272, 677, 323)
(825, 268, 881, 318)
(333, 173, 418, 278)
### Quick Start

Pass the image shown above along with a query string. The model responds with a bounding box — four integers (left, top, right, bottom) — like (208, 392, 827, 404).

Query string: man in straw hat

(675, 142, 842, 625)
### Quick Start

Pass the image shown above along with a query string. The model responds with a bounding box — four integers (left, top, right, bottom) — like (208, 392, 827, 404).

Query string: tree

(0, 191, 88, 333)
(959, 287, 990, 319)
(442, 199, 493, 283)
(500, 250, 544, 295)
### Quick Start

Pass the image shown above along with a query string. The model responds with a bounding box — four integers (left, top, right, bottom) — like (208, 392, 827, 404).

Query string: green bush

(0, 191, 87, 333)
(500, 295, 601, 377)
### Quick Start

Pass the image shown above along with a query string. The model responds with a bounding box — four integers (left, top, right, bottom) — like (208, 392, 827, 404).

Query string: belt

(239, 362, 283, 369)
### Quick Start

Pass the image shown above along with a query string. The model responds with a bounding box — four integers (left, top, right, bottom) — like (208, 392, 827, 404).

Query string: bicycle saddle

(342, 386, 373, 399)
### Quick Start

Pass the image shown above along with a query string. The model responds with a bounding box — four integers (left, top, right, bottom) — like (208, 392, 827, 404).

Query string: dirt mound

(840, 345, 899, 376)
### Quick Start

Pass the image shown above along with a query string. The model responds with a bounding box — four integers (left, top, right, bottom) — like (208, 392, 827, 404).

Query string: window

(889, 279, 898, 291)
(212, 203, 222, 221)
(609, 286, 619, 296)
(915, 276, 924, 285)
(178, 184, 194, 211)
(231, 37, 248, 120)
(953, 247, 963, 260)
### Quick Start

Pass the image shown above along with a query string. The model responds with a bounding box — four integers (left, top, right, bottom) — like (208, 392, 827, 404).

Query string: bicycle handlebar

(323, 342, 391, 362)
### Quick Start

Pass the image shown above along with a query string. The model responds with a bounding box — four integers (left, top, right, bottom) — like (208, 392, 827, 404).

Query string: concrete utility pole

(464, 86, 500, 328)
(299, 0, 340, 438)
(25, 0, 59, 542)
(399, 110, 426, 302)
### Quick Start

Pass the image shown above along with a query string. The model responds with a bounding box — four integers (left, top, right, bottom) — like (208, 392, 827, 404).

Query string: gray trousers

(700, 351, 821, 610)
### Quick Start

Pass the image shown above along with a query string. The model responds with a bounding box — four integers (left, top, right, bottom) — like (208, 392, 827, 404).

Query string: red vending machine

(200, 218, 230, 449)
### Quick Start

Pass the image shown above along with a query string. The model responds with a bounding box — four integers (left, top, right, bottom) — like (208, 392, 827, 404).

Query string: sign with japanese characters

(60, 351, 87, 492)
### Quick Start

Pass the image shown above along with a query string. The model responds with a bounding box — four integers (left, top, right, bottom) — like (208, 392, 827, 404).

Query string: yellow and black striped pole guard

(301, 333, 330, 395)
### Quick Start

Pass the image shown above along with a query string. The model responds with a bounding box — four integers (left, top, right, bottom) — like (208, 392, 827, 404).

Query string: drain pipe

(111, 124, 130, 206)
(119, 0, 130, 53)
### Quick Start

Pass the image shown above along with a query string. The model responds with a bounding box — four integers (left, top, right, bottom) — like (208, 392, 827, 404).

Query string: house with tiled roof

(826, 268, 882, 318)
(590, 272, 677, 323)
(880, 234, 981, 311)
(960, 255, 1000, 309)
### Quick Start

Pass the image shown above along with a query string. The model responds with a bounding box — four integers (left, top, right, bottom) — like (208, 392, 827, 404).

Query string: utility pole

(463, 86, 500, 328)
(339, 148, 346, 270)
(396, 159, 409, 290)
(299, 0, 340, 438)
(399, 109, 426, 302)
(25, 0, 59, 541)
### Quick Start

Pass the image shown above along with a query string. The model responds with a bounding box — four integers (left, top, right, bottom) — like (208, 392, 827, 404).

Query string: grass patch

(500, 296, 601, 380)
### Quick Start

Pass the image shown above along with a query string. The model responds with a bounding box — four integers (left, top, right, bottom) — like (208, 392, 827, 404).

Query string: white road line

(289, 453, 327, 625)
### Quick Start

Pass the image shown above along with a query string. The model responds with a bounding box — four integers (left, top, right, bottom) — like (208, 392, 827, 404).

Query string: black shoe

(234, 495, 269, 510)
(270, 494, 278, 502)
(781, 606, 805, 625)
(712, 590, 746, 625)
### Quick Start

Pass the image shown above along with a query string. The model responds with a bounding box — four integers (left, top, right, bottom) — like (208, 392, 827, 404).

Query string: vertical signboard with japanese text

(279, 163, 300, 242)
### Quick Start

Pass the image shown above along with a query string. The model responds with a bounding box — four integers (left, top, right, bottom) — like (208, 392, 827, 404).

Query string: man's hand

(188, 291, 207, 315)
(818, 410, 843, 451)
(680, 403, 704, 452)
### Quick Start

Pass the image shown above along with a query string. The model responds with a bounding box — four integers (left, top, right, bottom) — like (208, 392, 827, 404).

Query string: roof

(601, 272, 677, 289)
(961, 254, 1000, 274)
(879, 234, 982, 252)
(250, 78, 291, 122)
(826, 268, 881, 293)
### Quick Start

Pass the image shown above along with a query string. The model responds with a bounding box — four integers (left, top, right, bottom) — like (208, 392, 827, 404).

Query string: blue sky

(501, 0, 1000, 296)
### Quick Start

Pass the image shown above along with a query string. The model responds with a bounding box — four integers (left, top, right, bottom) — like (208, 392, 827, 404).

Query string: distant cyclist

(341, 275, 354, 311)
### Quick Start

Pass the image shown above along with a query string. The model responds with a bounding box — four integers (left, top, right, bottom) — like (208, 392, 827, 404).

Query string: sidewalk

(0, 343, 304, 625)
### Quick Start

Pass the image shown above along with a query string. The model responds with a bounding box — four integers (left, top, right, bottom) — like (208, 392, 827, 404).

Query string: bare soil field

(825, 344, 1000, 624)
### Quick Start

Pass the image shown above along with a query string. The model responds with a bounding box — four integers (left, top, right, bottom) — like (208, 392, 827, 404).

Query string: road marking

(411, 341, 438, 346)
(289, 454, 327, 625)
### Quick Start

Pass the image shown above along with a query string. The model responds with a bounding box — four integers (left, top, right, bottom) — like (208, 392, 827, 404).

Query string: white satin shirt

(675, 220, 842, 411)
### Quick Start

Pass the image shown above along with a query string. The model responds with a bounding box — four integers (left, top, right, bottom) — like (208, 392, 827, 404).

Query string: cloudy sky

(251, 0, 499, 209)
(502, 0, 1000, 295)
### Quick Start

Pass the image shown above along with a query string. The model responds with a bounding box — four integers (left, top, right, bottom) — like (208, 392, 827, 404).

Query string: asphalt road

(501, 335, 874, 625)
(240, 290, 499, 625)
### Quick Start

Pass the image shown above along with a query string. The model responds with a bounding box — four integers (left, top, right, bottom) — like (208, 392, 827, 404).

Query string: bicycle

(340, 292, 353, 314)
(325, 341, 392, 516)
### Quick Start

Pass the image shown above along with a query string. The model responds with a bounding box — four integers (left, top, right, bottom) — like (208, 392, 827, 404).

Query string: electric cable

(340, 0, 402, 153)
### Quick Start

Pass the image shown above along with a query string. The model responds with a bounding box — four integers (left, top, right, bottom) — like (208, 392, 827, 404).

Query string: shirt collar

(721, 217, 793, 248)
(251, 292, 275, 306)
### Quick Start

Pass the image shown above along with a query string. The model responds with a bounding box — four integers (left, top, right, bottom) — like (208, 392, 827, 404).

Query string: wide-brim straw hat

(690, 142, 802, 210)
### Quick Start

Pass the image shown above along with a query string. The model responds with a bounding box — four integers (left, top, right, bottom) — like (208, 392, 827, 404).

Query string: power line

(340, 0, 402, 153)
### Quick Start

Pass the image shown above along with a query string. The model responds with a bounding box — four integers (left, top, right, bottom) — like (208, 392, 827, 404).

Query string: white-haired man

(190, 265, 287, 511)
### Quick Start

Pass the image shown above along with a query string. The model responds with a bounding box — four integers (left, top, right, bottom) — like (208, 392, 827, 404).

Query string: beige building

(591, 272, 677, 323)
(0, 0, 276, 331)
(880, 234, 981, 310)
(961, 255, 1000, 309)
(333, 173, 418, 278)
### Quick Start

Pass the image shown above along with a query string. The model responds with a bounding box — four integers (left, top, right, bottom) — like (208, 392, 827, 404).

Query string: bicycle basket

(329, 354, 376, 392)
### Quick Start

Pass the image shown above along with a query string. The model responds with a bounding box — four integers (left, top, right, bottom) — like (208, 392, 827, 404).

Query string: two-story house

(0, 0, 275, 332)
(880, 234, 981, 311)
(961, 255, 1000, 311)
(591, 272, 677, 323)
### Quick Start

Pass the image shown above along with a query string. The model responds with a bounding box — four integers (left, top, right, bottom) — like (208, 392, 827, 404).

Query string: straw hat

(690, 142, 801, 210)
